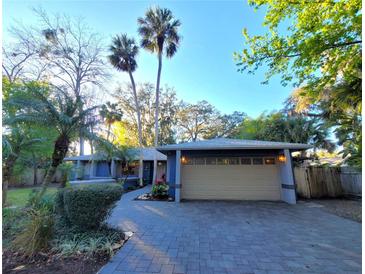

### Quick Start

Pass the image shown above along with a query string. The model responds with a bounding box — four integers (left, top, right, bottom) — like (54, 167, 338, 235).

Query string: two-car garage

(158, 138, 311, 204)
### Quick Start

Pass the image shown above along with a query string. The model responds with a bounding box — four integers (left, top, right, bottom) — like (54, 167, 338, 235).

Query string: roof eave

(157, 145, 312, 152)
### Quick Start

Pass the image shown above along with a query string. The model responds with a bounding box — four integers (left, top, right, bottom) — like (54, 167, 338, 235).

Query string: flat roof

(157, 138, 312, 152)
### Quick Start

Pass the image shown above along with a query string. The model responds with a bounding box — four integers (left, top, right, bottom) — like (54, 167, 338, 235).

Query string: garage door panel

(181, 164, 281, 200)
(183, 190, 280, 200)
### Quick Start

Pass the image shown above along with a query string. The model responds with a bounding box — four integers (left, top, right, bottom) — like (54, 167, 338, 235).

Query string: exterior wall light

(181, 156, 187, 164)
(278, 154, 286, 163)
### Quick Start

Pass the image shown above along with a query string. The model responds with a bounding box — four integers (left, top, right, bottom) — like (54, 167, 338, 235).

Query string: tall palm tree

(108, 34, 144, 186)
(9, 83, 98, 199)
(138, 6, 181, 183)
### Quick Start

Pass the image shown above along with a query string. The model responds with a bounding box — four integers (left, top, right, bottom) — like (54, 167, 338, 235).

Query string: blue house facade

(64, 148, 167, 189)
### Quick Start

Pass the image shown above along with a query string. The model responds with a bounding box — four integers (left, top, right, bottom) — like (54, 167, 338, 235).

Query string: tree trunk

(152, 52, 163, 185)
(79, 135, 84, 156)
(2, 156, 17, 207)
(38, 135, 70, 199)
(107, 123, 111, 141)
(32, 152, 38, 185)
(128, 69, 144, 186)
(90, 125, 94, 155)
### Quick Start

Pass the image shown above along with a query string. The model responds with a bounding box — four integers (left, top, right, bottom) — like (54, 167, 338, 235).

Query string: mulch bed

(2, 250, 108, 274)
(135, 193, 174, 202)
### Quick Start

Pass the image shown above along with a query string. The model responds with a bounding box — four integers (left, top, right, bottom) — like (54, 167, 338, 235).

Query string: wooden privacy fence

(294, 166, 362, 199)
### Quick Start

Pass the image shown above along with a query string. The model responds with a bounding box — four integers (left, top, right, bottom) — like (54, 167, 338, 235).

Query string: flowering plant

(151, 182, 169, 198)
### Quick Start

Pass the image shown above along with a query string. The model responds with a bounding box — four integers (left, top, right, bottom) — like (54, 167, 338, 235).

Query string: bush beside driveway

(100, 187, 361, 274)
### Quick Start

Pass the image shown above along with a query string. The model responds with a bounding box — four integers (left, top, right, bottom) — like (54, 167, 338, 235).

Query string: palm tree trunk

(79, 135, 84, 156)
(128, 69, 144, 186)
(107, 123, 111, 141)
(38, 135, 70, 200)
(32, 152, 38, 185)
(152, 52, 163, 185)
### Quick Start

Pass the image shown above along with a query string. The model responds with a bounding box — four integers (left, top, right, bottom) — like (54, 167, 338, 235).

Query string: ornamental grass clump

(13, 205, 54, 256)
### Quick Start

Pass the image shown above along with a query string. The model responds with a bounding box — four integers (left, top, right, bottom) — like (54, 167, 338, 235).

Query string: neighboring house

(157, 138, 311, 204)
(64, 148, 167, 184)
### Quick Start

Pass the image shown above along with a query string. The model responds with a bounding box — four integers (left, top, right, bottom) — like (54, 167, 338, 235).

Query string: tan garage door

(181, 157, 281, 200)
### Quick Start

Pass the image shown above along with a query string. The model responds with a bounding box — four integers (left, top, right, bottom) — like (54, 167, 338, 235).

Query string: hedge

(55, 184, 122, 231)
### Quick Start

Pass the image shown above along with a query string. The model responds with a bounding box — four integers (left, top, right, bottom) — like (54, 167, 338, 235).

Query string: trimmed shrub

(58, 184, 122, 231)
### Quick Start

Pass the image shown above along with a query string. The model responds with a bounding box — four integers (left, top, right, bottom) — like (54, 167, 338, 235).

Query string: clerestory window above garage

(182, 156, 277, 165)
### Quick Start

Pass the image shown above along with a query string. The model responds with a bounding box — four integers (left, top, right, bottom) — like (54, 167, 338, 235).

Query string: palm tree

(108, 34, 144, 186)
(138, 6, 181, 183)
(2, 128, 43, 206)
(9, 83, 98, 199)
(99, 102, 123, 141)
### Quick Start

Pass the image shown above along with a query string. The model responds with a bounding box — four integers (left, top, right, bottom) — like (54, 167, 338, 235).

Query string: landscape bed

(2, 184, 126, 274)
(135, 192, 174, 202)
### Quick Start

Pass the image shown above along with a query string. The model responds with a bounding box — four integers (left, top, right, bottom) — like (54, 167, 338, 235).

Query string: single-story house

(157, 138, 311, 204)
(64, 148, 167, 184)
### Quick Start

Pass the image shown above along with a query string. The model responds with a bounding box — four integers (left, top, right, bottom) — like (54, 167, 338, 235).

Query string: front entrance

(143, 161, 153, 184)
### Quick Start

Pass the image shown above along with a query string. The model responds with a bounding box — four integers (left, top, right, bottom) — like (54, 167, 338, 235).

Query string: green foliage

(52, 226, 124, 258)
(127, 186, 137, 191)
(13, 206, 54, 256)
(177, 100, 246, 142)
(151, 183, 169, 198)
(113, 83, 179, 146)
(57, 184, 123, 231)
(234, 111, 334, 151)
(235, 0, 361, 167)
(138, 7, 181, 58)
(27, 189, 56, 212)
(287, 75, 362, 167)
(235, 0, 361, 93)
(2, 208, 27, 248)
(6, 187, 58, 208)
(108, 34, 139, 73)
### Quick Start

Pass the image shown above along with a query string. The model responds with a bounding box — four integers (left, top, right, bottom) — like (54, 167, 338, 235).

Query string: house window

(228, 158, 240, 165)
(241, 158, 252, 165)
(252, 157, 263, 165)
(194, 157, 206, 165)
(264, 157, 276, 165)
(206, 157, 217, 165)
(217, 158, 230, 165)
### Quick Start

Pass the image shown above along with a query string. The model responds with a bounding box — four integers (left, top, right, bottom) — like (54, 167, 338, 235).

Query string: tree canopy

(235, 0, 361, 95)
(233, 111, 334, 152)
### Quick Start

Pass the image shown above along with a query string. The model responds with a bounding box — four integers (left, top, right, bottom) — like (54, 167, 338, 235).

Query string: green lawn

(7, 187, 58, 208)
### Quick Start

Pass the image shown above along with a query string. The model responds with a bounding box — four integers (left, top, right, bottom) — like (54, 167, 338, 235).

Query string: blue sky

(3, 0, 293, 118)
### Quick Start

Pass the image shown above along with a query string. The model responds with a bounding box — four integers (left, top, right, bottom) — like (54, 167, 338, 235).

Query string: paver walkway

(99, 186, 361, 274)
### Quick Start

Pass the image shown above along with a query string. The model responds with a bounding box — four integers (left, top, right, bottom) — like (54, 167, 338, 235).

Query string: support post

(175, 150, 181, 202)
(280, 149, 296, 204)
(90, 159, 96, 178)
(76, 160, 82, 179)
(111, 159, 116, 178)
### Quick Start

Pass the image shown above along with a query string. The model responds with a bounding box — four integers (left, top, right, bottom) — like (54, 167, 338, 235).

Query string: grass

(7, 187, 58, 208)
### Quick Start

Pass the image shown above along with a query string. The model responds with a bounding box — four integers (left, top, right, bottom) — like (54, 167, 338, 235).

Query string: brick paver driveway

(99, 186, 361, 274)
